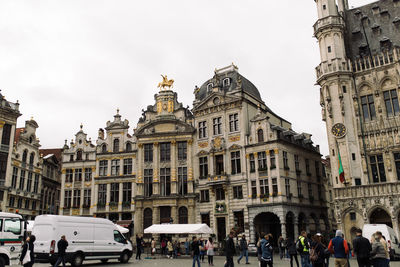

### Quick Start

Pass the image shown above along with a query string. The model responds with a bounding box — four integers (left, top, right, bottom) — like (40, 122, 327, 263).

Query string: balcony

(334, 182, 400, 199)
(315, 58, 351, 80)
(1, 98, 20, 113)
(313, 15, 344, 35)
(206, 174, 229, 186)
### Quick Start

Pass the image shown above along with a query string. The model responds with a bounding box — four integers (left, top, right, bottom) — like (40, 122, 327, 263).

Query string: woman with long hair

(206, 237, 215, 266)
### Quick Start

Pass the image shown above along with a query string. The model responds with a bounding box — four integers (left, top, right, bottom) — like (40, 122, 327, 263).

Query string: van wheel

(101, 259, 109, 263)
(0, 257, 5, 267)
(119, 252, 129, 263)
(72, 253, 84, 267)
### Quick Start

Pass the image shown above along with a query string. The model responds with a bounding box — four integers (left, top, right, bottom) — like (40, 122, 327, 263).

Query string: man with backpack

(297, 231, 311, 267)
(237, 234, 249, 264)
(328, 230, 349, 267)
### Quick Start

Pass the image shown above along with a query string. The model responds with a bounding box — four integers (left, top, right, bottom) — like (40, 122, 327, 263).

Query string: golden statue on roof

(157, 75, 174, 90)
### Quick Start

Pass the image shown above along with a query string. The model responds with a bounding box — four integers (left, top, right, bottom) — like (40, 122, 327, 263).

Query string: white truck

(0, 212, 25, 267)
(32, 215, 133, 266)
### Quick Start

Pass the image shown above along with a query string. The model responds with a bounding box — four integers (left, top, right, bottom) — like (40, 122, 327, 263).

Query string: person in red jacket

(328, 230, 349, 267)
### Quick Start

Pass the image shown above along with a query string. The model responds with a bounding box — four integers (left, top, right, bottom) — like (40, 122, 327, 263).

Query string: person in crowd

(260, 233, 273, 267)
(237, 234, 250, 264)
(257, 236, 263, 267)
(310, 234, 325, 267)
(205, 237, 215, 266)
(287, 237, 300, 267)
(343, 234, 352, 267)
(151, 238, 156, 256)
(352, 228, 372, 267)
(53, 235, 68, 267)
(370, 234, 386, 267)
(200, 238, 206, 262)
(136, 234, 143, 260)
(225, 232, 236, 267)
(20, 235, 36, 267)
(278, 236, 287, 260)
(322, 235, 331, 267)
(328, 230, 349, 267)
(161, 238, 167, 256)
(167, 239, 174, 259)
(192, 236, 201, 267)
(376, 232, 389, 267)
(185, 238, 190, 255)
(298, 231, 311, 267)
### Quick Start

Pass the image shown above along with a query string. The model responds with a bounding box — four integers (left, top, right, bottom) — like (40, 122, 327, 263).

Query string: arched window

(178, 206, 188, 224)
(113, 139, 119, 153)
(223, 78, 230, 87)
(101, 144, 107, 153)
(29, 152, 35, 165)
(207, 83, 213, 91)
(29, 136, 34, 144)
(76, 150, 83, 161)
(257, 129, 264, 143)
(126, 142, 132, 152)
(22, 150, 28, 163)
(143, 208, 153, 230)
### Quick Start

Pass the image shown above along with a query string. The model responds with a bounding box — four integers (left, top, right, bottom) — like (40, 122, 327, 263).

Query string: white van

(0, 212, 26, 267)
(363, 224, 400, 259)
(32, 215, 133, 266)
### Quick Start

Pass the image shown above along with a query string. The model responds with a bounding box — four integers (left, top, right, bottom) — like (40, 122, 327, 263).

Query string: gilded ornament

(157, 75, 174, 90)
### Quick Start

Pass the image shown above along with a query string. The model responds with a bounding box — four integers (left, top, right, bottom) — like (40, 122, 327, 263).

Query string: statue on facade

(157, 75, 174, 90)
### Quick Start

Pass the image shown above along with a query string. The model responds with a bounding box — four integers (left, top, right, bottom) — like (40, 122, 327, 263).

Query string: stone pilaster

(274, 148, 282, 195)
(188, 139, 194, 193)
(171, 141, 177, 194)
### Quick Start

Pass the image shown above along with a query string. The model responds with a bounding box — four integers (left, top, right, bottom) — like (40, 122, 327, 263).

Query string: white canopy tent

(144, 224, 213, 234)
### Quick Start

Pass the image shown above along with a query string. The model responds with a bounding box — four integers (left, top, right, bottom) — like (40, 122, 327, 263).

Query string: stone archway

(309, 213, 318, 234)
(286, 212, 295, 240)
(370, 208, 392, 227)
(254, 212, 281, 247)
(298, 212, 307, 234)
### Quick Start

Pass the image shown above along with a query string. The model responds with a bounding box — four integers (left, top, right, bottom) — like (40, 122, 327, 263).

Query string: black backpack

(296, 239, 304, 253)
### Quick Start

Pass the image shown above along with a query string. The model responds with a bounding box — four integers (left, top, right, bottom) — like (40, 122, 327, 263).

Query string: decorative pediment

(210, 136, 225, 152)
(197, 150, 209, 156)
(136, 119, 195, 137)
(228, 144, 242, 151)
(193, 92, 242, 112)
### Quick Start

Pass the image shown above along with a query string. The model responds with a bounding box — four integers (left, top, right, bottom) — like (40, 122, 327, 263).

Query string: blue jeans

(300, 254, 311, 267)
(193, 254, 201, 267)
(238, 250, 248, 263)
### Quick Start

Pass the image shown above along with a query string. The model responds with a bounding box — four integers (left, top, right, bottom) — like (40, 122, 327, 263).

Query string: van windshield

(4, 219, 21, 235)
(113, 230, 126, 244)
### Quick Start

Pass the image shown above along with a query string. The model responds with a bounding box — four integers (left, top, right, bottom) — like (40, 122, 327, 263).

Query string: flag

(338, 150, 345, 183)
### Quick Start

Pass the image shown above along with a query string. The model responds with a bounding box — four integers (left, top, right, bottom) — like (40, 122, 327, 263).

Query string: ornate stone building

(314, 0, 400, 239)
(193, 65, 329, 244)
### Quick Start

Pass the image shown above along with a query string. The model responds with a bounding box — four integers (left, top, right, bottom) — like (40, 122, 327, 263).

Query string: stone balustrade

(334, 182, 400, 199)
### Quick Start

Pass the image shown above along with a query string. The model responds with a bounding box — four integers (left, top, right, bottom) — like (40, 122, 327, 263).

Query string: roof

(0, 212, 23, 219)
(344, 0, 400, 60)
(39, 148, 63, 162)
(14, 128, 25, 143)
(144, 224, 213, 234)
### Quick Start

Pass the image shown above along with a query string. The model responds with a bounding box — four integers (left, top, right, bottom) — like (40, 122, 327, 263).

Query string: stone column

(392, 217, 400, 238)
(171, 205, 177, 224)
(188, 139, 194, 193)
(119, 182, 123, 211)
(266, 150, 272, 197)
(106, 183, 111, 215)
(171, 141, 177, 194)
(60, 169, 66, 214)
(294, 217, 299, 239)
(188, 199, 195, 224)
(281, 223, 287, 239)
(93, 183, 98, 214)
(134, 206, 143, 235)
(153, 206, 160, 224)
(249, 213, 256, 243)
(209, 153, 214, 176)
(274, 148, 282, 196)
(254, 153, 260, 199)
(137, 144, 144, 196)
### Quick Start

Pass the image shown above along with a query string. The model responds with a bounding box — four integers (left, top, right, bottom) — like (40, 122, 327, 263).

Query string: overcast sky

(1, 0, 366, 156)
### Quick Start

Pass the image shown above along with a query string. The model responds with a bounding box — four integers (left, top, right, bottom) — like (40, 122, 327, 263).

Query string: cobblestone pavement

(34, 255, 400, 267)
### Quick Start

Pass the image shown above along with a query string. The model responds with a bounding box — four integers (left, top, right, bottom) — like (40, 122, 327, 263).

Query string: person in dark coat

(287, 237, 300, 267)
(54, 235, 68, 267)
(20, 235, 36, 267)
(311, 235, 325, 267)
(136, 234, 143, 260)
(352, 229, 372, 267)
(225, 232, 236, 267)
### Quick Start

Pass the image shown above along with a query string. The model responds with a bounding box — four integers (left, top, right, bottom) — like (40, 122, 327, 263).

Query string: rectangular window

(84, 168, 92, 182)
(270, 150, 276, 169)
(260, 179, 269, 197)
(111, 159, 120, 176)
(215, 187, 225, 200)
(199, 156, 208, 178)
(73, 189, 81, 208)
(370, 154, 386, 183)
(352, 153, 356, 161)
(99, 160, 108, 176)
(213, 117, 222, 135)
(395, 153, 400, 180)
(11, 167, 18, 188)
(19, 170, 25, 190)
(283, 151, 289, 169)
(315, 161, 320, 179)
(178, 167, 188, 196)
(123, 158, 132, 175)
(64, 190, 72, 208)
(306, 159, 311, 175)
(215, 154, 224, 175)
(327, 46, 331, 53)
(0, 153, 6, 181)
(229, 113, 239, 132)
(231, 151, 241, 174)
(32, 201, 36, 210)
(384, 90, 400, 117)
(178, 141, 187, 161)
(249, 154, 255, 173)
(144, 144, 153, 162)
(361, 95, 376, 121)
(308, 183, 313, 199)
(1, 124, 12, 146)
(251, 181, 257, 198)
(201, 213, 210, 227)
(122, 182, 132, 203)
(297, 181, 302, 197)
(66, 169, 73, 183)
(33, 174, 39, 193)
(83, 189, 91, 207)
(318, 185, 322, 200)
(144, 169, 153, 197)
(74, 168, 82, 182)
(272, 178, 278, 195)
(198, 121, 207, 139)
(160, 168, 171, 196)
(17, 198, 22, 208)
(25, 199, 30, 209)
(295, 155, 300, 171)
(98, 184, 107, 205)
(110, 183, 119, 203)
(342, 85, 347, 93)
(355, 178, 362, 185)
(26, 172, 33, 192)
(233, 186, 243, 199)
(285, 179, 290, 196)
(350, 212, 356, 221)
(258, 152, 267, 170)
(200, 190, 209, 202)
(9, 196, 15, 207)
(233, 211, 244, 233)
(160, 143, 171, 162)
